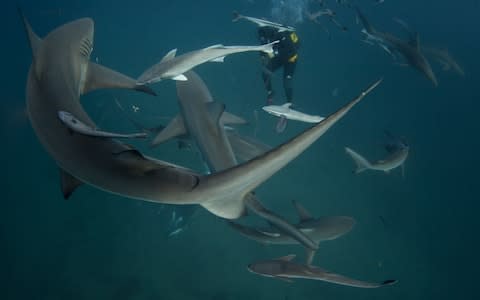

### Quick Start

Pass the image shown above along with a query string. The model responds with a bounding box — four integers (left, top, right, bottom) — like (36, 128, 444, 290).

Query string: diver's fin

(292, 200, 313, 222)
(151, 115, 187, 146)
(207, 102, 226, 124)
(172, 74, 188, 81)
(83, 62, 156, 96)
(60, 168, 84, 199)
(161, 48, 177, 62)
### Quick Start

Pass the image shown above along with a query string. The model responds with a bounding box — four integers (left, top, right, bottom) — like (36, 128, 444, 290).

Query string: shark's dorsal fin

(292, 200, 313, 222)
(19, 9, 42, 60)
(277, 254, 296, 262)
(59, 168, 84, 199)
(84, 62, 156, 96)
(161, 48, 177, 62)
(282, 103, 293, 108)
(207, 102, 226, 124)
(204, 44, 224, 50)
(151, 115, 187, 147)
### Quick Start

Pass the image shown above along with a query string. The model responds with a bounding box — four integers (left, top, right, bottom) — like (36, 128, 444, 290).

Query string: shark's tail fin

(232, 11, 242, 22)
(345, 147, 372, 174)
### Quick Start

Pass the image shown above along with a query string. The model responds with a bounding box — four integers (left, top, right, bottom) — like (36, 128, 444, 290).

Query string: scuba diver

(258, 26, 300, 105)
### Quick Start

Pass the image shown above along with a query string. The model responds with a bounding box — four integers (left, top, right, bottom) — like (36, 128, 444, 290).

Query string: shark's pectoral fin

(277, 254, 296, 262)
(151, 115, 187, 147)
(84, 62, 156, 96)
(292, 200, 313, 222)
(172, 74, 188, 81)
(220, 111, 248, 125)
(207, 102, 226, 124)
(210, 56, 225, 63)
(60, 168, 84, 199)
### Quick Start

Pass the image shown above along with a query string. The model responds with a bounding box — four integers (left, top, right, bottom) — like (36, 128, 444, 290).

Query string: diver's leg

(283, 61, 297, 103)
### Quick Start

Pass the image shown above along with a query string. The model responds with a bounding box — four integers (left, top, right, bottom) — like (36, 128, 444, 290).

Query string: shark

(232, 11, 296, 32)
(262, 103, 325, 123)
(21, 13, 381, 226)
(247, 254, 397, 288)
(165, 70, 319, 258)
(229, 200, 355, 245)
(137, 41, 278, 84)
(355, 7, 438, 86)
(345, 141, 409, 175)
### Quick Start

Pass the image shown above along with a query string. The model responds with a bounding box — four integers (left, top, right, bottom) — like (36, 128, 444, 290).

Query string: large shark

(355, 7, 438, 86)
(165, 70, 319, 257)
(22, 14, 381, 225)
(248, 254, 397, 288)
(137, 41, 278, 84)
(229, 200, 355, 245)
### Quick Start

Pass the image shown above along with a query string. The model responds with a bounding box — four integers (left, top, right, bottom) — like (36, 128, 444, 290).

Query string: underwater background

(1, 0, 479, 299)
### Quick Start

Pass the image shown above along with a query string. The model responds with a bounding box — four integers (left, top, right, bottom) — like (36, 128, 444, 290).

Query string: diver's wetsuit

(258, 26, 300, 103)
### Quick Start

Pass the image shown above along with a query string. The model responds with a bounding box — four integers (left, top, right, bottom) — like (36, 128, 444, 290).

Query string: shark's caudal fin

(345, 147, 372, 173)
(232, 11, 242, 22)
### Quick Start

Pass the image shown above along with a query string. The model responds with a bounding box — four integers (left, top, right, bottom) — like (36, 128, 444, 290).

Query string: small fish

(232, 11, 296, 32)
(263, 103, 325, 123)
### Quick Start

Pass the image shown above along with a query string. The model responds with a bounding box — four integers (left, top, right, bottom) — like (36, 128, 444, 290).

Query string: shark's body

(232, 11, 295, 32)
(263, 103, 324, 123)
(229, 201, 355, 245)
(356, 7, 437, 86)
(170, 71, 319, 255)
(345, 144, 409, 174)
(248, 254, 397, 288)
(22, 15, 380, 221)
(137, 42, 278, 84)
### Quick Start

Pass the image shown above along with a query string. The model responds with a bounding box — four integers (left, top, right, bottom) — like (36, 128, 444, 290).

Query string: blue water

(2, 0, 479, 299)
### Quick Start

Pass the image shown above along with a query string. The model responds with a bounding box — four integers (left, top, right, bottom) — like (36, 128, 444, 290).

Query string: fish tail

(345, 147, 372, 173)
(232, 11, 241, 22)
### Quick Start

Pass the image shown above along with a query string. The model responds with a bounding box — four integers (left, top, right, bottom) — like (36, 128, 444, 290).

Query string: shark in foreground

(263, 103, 325, 123)
(248, 254, 397, 288)
(229, 200, 355, 245)
(232, 11, 296, 32)
(345, 138, 409, 175)
(137, 41, 278, 84)
(22, 14, 381, 222)
(166, 70, 319, 258)
(355, 7, 438, 86)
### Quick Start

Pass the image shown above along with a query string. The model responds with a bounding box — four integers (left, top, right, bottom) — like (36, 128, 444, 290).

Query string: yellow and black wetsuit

(258, 26, 300, 103)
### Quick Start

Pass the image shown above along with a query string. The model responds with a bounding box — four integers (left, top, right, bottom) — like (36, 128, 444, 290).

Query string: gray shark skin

(229, 201, 355, 245)
(137, 42, 278, 85)
(22, 15, 381, 221)
(345, 145, 409, 174)
(355, 7, 438, 86)
(172, 71, 318, 254)
(248, 254, 397, 288)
